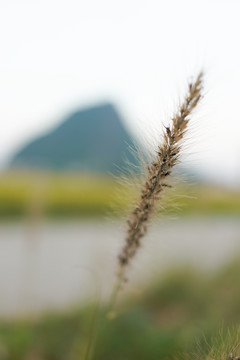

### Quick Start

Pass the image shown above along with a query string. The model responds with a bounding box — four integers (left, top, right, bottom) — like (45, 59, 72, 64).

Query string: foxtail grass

(110, 71, 204, 311)
(189, 327, 240, 360)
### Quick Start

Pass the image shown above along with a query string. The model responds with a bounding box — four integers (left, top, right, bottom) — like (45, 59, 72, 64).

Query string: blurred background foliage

(1, 257, 240, 359)
(0, 172, 239, 219)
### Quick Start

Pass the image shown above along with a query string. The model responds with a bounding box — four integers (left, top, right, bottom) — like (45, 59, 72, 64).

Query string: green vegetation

(1, 257, 240, 359)
(0, 172, 132, 218)
(0, 172, 239, 218)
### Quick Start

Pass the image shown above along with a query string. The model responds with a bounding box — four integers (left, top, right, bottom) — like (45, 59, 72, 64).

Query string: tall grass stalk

(110, 71, 204, 311)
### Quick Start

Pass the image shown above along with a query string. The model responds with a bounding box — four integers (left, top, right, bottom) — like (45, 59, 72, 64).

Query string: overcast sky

(1, 0, 240, 186)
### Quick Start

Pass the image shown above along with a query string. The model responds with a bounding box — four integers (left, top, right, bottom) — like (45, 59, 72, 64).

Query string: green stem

(107, 266, 126, 317)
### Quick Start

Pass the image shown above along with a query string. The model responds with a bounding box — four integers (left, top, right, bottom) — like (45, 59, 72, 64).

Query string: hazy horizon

(1, 0, 240, 187)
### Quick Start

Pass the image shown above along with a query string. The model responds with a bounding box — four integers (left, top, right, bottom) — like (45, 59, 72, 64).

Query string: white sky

(1, 0, 240, 186)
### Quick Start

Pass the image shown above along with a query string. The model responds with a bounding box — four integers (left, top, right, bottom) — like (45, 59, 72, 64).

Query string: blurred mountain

(10, 103, 140, 173)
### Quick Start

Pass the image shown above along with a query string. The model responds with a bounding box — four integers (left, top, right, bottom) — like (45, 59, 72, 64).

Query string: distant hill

(10, 103, 139, 173)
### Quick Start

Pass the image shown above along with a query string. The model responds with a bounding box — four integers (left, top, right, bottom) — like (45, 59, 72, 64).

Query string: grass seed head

(118, 72, 204, 271)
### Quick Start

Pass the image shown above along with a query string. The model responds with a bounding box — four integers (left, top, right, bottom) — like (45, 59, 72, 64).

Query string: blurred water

(0, 217, 239, 318)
